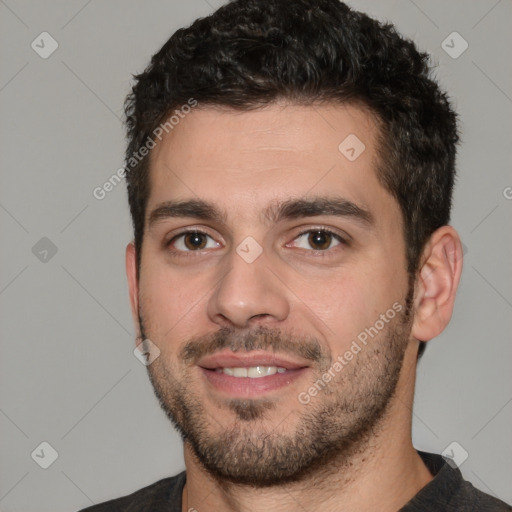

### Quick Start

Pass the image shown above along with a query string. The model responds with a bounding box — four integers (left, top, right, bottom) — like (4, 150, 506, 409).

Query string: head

(124, 0, 463, 486)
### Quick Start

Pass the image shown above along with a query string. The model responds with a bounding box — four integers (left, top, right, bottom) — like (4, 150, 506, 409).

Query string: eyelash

(165, 227, 348, 257)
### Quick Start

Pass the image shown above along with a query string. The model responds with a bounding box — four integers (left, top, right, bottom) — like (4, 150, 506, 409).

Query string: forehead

(146, 102, 397, 226)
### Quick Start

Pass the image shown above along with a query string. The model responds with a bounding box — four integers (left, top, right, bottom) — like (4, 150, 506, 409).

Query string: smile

(215, 366, 287, 378)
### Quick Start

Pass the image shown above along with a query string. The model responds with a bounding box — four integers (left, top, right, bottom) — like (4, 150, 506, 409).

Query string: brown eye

(183, 232, 207, 250)
(292, 229, 344, 251)
(169, 231, 219, 253)
(307, 231, 333, 250)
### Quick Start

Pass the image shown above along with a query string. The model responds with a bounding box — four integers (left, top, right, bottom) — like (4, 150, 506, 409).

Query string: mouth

(197, 350, 310, 398)
(214, 366, 287, 378)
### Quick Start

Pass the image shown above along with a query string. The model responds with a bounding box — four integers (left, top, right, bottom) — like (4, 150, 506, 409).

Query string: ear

(411, 226, 463, 343)
(125, 242, 141, 338)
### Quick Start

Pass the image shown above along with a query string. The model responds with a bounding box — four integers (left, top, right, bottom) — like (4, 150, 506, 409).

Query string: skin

(126, 102, 463, 512)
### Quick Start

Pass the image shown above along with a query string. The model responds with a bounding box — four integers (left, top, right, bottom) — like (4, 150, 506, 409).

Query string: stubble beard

(142, 294, 413, 487)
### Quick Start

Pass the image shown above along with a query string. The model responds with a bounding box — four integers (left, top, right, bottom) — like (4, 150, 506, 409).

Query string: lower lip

(200, 367, 307, 397)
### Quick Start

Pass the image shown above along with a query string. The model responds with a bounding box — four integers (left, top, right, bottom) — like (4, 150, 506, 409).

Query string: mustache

(180, 325, 330, 367)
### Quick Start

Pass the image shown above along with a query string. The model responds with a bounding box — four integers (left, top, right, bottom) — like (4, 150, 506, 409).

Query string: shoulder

(402, 452, 511, 511)
(454, 479, 512, 511)
(76, 471, 186, 512)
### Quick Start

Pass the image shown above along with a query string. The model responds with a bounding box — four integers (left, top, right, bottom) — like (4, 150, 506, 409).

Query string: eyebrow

(148, 196, 375, 229)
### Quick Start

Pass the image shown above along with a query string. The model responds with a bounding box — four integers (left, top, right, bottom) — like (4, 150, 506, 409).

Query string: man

(80, 0, 511, 510)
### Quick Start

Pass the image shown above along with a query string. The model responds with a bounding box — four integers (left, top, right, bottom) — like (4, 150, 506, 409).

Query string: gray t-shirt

(78, 452, 511, 511)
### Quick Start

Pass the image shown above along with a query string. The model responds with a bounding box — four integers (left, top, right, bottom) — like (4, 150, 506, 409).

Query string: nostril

(249, 314, 269, 321)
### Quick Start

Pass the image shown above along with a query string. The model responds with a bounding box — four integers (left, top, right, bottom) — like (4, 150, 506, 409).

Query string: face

(128, 102, 415, 486)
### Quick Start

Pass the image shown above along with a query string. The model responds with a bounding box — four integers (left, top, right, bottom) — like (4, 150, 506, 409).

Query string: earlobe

(411, 226, 463, 343)
(125, 242, 141, 338)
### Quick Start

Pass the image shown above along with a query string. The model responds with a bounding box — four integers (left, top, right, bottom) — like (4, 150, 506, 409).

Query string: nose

(206, 244, 290, 329)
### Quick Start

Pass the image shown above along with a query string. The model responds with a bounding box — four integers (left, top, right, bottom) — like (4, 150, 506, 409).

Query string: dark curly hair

(124, 0, 459, 283)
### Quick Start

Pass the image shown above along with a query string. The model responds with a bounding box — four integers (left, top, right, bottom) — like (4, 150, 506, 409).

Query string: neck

(182, 345, 432, 512)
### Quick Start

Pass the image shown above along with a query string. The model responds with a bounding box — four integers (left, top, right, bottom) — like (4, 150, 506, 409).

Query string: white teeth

(248, 366, 276, 378)
(232, 367, 248, 377)
(218, 366, 286, 378)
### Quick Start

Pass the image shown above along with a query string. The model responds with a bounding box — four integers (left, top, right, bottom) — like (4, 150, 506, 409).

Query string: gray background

(1, 1, 511, 510)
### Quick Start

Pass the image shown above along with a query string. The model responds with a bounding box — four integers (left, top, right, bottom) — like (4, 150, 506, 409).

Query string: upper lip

(198, 350, 310, 370)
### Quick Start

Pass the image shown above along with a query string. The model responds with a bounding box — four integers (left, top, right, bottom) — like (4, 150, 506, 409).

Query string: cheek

(139, 265, 204, 345)
(305, 265, 402, 352)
